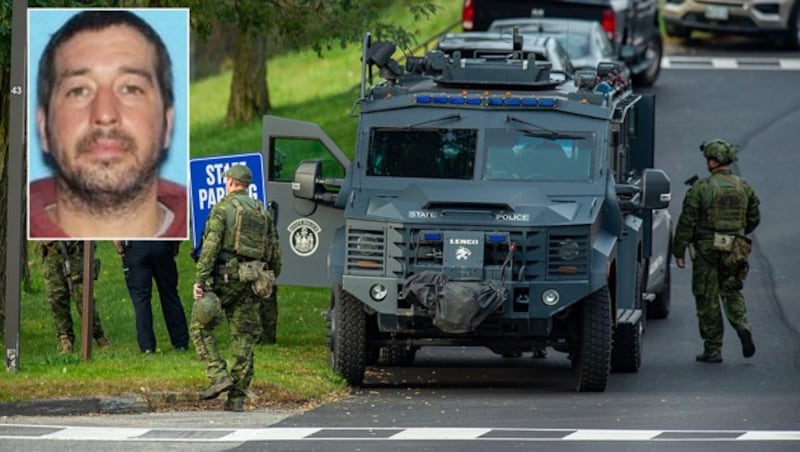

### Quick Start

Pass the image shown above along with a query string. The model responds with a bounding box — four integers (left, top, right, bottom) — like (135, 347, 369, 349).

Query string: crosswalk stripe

(738, 431, 800, 441)
(662, 56, 800, 71)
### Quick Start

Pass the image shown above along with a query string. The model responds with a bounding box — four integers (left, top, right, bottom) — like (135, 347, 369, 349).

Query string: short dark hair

(37, 10, 174, 115)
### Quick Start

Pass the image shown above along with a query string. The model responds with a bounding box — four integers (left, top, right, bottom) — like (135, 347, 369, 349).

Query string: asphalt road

(3, 39, 800, 452)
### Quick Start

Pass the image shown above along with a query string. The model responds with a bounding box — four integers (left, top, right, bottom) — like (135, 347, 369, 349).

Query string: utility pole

(5, 0, 27, 371)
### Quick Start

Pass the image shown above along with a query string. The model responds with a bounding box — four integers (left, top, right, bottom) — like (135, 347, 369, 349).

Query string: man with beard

(29, 10, 187, 239)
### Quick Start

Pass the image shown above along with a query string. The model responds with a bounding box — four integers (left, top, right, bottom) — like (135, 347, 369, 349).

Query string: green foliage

(0, 3, 10, 74)
(5, 0, 459, 406)
(191, 0, 459, 156)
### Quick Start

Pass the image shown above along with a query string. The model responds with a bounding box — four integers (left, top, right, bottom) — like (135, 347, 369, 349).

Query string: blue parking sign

(189, 153, 265, 249)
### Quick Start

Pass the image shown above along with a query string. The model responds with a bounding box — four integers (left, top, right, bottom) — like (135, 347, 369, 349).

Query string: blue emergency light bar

(415, 94, 557, 108)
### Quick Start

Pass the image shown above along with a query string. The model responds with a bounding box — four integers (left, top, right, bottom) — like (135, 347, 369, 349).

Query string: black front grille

(345, 223, 590, 282)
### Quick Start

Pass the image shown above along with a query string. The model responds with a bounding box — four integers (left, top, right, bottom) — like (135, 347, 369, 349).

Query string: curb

(0, 391, 200, 416)
(0, 394, 149, 416)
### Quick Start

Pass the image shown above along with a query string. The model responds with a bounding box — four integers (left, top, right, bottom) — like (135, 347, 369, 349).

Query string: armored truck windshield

(367, 128, 477, 179)
(365, 127, 593, 182)
(485, 130, 592, 181)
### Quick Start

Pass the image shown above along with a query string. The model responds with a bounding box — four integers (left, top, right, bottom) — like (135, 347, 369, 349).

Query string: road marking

(662, 56, 800, 71)
(3, 425, 800, 442)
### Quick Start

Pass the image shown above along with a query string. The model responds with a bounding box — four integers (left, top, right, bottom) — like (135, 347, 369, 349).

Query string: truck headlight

(542, 289, 560, 306)
(370, 284, 388, 301)
(355, 235, 382, 257)
(557, 239, 580, 261)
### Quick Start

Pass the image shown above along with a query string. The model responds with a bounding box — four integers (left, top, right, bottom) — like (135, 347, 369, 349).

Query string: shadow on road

(362, 346, 580, 391)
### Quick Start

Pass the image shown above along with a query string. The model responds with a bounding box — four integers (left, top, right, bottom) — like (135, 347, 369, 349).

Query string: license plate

(705, 5, 729, 20)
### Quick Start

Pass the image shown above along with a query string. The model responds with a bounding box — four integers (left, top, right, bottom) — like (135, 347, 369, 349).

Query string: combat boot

(695, 351, 722, 363)
(736, 327, 755, 358)
(59, 336, 73, 354)
(199, 376, 233, 400)
(223, 398, 244, 412)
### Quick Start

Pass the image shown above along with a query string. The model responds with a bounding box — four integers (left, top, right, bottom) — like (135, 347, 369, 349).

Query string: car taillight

(601, 9, 616, 41)
(462, 0, 474, 30)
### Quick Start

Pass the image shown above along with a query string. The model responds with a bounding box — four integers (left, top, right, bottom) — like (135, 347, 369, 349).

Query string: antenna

(360, 32, 371, 99)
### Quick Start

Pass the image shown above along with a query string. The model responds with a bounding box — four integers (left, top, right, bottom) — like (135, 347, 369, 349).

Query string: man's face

(37, 24, 174, 208)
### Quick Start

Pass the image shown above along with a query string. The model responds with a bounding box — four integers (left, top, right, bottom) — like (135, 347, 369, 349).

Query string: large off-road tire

(574, 286, 612, 392)
(378, 345, 418, 366)
(612, 263, 644, 373)
(365, 316, 381, 365)
(648, 243, 672, 320)
(632, 30, 662, 88)
(328, 285, 366, 385)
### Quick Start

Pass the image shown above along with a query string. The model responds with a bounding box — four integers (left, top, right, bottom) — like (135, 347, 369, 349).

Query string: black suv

(462, 0, 662, 87)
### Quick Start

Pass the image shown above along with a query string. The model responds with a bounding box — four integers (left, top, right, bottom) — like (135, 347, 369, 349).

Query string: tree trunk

(225, 30, 270, 125)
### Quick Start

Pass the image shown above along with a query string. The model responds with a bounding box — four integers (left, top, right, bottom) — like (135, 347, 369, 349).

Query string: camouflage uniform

(191, 165, 280, 407)
(673, 162, 760, 357)
(39, 241, 108, 352)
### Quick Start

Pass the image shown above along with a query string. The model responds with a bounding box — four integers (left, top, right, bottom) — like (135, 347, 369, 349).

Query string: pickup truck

(461, 0, 662, 87)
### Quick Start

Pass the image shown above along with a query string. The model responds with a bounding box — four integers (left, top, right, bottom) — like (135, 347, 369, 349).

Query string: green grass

(6, 1, 459, 409)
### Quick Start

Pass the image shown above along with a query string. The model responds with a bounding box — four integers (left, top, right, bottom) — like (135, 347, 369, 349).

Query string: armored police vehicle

(262, 33, 671, 392)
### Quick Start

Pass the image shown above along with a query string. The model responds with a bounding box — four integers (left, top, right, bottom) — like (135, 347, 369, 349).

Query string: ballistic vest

(222, 194, 268, 261)
(703, 173, 747, 233)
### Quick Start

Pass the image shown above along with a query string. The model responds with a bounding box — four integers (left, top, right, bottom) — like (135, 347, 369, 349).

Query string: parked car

(437, 32, 576, 76)
(461, 0, 662, 87)
(661, 0, 800, 49)
(488, 17, 629, 77)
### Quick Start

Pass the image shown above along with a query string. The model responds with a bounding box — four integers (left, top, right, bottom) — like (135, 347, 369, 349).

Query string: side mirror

(293, 160, 322, 200)
(641, 168, 671, 209)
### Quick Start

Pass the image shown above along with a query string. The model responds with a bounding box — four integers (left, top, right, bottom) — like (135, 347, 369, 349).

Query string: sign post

(189, 153, 266, 250)
(5, 0, 27, 372)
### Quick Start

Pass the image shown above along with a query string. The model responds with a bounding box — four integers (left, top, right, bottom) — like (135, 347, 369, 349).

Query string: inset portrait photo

(27, 8, 190, 240)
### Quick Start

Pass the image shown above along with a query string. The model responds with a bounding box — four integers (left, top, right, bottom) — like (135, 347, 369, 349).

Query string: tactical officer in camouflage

(190, 164, 281, 411)
(673, 139, 760, 363)
(38, 240, 110, 353)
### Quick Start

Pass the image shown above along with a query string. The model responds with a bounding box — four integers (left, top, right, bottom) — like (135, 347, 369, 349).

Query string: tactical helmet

(700, 139, 738, 164)
(195, 290, 222, 327)
(223, 164, 253, 185)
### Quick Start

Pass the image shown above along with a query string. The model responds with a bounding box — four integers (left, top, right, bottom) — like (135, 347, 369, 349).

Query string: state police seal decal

(288, 218, 321, 257)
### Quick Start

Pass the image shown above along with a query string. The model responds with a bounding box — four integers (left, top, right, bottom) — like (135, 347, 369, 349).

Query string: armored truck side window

(366, 128, 477, 179)
(271, 137, 345, 187)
